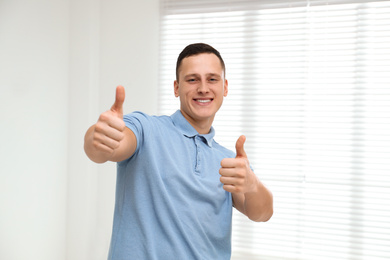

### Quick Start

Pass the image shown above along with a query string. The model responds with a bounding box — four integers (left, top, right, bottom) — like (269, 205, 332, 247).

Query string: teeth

(197, 99, 211, 103)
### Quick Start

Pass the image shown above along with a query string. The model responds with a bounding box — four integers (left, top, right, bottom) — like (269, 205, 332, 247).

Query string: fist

(92, 86, 126, 154)
(219, 135, 258, 194)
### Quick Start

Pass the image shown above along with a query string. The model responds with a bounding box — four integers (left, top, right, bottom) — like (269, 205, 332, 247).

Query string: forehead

(179, 53, 224, 76)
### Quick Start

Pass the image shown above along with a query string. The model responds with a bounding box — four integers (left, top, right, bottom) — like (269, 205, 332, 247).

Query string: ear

(174, 80, 179, 97)
(223, 79, 228, 97)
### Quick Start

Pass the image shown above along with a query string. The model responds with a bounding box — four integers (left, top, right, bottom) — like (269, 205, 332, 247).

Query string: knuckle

(118, 132, 125, 141)
(112, 140, 120, 149)
(223, 185, 232, 192)
(118, 121, 126, 131)
(99, 111, 116, 123)
(93, 140, 107, 152)
(220, 158, 226, 166)
(92, 140, 100, 149)
(237, 159, 246, 167)
(92, 132, 102, 141)
(234, 169, 243, 178)
(94, 122, 105, 132)
(99, 112, 109, 122)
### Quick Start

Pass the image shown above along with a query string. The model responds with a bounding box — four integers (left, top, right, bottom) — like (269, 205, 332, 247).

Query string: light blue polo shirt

(108, 110, 236, 260)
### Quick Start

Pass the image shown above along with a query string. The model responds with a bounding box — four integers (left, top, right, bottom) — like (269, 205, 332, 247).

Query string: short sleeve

(122, 111, 151, 160)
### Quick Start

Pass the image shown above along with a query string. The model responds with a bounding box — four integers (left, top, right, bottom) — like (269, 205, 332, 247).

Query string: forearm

(243, 179, 273, 222)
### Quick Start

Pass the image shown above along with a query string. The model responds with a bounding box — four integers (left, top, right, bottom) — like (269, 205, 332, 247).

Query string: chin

(194, 111, 217, 120)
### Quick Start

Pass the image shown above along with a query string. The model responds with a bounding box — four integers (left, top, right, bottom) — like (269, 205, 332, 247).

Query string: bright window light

(159, 1, 390, 259)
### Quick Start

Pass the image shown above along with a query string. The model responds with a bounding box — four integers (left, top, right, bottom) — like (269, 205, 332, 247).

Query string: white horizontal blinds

(243, 3, 390, 260)
(158, 1, 390, 260)
(298, 3, 390, 259)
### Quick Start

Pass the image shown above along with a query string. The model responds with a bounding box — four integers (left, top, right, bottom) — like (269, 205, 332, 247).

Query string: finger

(92, 134, 119, 153)
(219, 167, 239, 177)
(220, 158, 236, 168)
(94, 137, 120, 151)
(235, 135, 247, 158)
(111, 85, 125, 117)
(98, 111, 126, 131)
(222, 184, 239, 193)
(107, 116, 126, 132)
(93, 142, 114, 154)
(220, 157, 247, 169)
(95, 121, 125, 141)
(220, 176, 241, 186)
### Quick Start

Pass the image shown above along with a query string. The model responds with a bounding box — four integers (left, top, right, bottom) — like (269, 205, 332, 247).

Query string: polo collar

(171, 110, 215, 147)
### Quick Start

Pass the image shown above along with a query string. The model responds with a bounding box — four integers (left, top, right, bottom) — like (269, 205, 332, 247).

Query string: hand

(219, 135, 259, 194)
(91, 86, 126, 155)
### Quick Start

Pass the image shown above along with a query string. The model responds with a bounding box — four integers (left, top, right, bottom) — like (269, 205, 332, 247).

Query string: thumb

(111, 85, 125, 117)
(235, 135, 247, 158)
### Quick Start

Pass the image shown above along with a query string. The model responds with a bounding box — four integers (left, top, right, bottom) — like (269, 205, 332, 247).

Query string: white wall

(0, 0, 69, 259)
(0, 0, 159, 259)
(67, 0, 159, 259)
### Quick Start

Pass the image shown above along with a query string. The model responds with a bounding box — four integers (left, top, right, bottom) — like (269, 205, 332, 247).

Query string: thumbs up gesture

(90, 85, 126, 155)
(219, 135, 258, 194)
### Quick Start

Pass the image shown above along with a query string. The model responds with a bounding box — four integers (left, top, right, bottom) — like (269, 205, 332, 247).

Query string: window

(158, 0, 390, 259)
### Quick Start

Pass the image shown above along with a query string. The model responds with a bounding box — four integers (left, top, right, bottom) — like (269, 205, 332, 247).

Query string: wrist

(245, 172, 261, 195)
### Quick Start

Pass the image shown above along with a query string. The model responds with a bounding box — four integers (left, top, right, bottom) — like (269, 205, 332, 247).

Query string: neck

(180, 110, 214, 134)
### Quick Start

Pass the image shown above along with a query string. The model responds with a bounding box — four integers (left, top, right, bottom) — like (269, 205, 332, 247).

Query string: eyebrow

(184, 74, 200, 79)
(207, 73, 222, 78)
(184, 73, 222, 78)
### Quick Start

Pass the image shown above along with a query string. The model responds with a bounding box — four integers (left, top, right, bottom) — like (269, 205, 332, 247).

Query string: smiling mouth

(194, 98, 213, 103)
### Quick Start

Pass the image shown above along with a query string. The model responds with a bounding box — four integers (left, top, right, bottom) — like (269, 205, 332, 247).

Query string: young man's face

(174, 53, 228, 129)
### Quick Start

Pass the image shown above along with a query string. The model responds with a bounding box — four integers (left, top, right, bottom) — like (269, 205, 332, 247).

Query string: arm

(219, 135, 273, 222)
(230, 173, 273, 222)
(84, 86, 137, 163)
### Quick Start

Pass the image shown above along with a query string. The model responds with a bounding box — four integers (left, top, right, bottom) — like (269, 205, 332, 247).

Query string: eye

(187, 78, 197, 83)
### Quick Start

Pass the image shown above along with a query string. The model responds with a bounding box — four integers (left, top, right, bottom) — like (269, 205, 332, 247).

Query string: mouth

(194, 98, 213, 104)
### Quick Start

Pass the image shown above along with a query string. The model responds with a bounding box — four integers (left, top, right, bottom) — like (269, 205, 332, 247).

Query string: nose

(197, 81, 209, 94)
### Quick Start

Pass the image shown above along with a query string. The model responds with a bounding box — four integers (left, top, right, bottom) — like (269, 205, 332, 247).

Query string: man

(84, 43, 273, 259)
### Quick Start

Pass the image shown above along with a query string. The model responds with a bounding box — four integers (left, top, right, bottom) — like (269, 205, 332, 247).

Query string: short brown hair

(176, 43, 226, 81)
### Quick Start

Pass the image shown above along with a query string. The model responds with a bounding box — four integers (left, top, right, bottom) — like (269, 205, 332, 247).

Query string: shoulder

(124, 111, 172, 128)
(119, 112, 173, 163)
(123, 112, 175, 145)
(124, 111, 154, 122)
